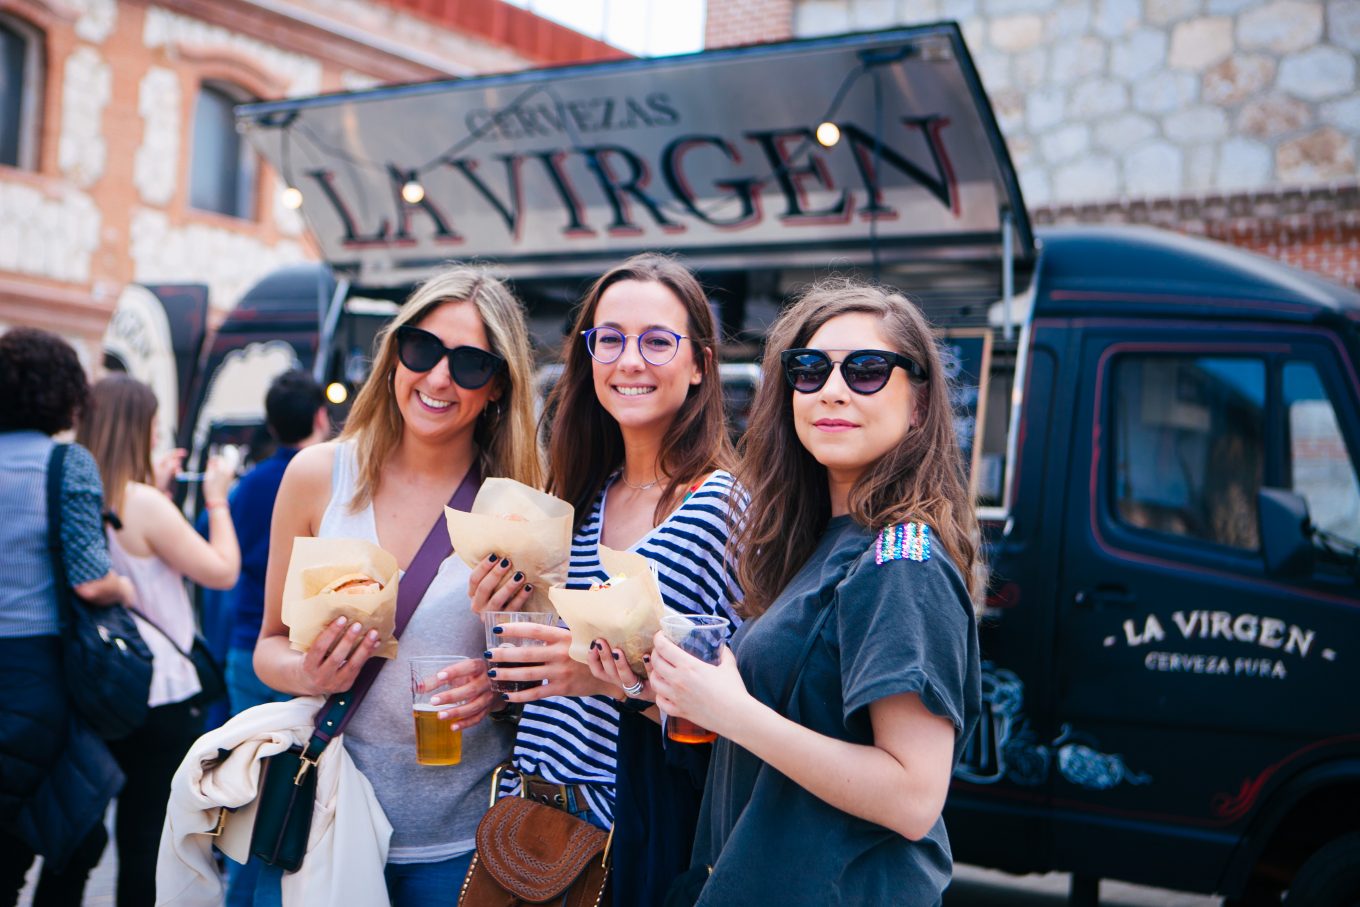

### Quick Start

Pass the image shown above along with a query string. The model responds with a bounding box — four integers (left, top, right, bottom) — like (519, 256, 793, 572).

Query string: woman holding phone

(469, 254, 741, 905)
(648, 280, 982, 905)
(254, 268, 540, 906)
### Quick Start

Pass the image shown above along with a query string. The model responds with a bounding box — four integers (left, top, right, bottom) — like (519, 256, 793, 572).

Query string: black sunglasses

(780, 348, 927, 396)
(394, 325, 505, 390)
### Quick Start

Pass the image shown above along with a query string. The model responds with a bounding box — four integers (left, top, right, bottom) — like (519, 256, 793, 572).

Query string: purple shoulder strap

(311, 464, 481, 744)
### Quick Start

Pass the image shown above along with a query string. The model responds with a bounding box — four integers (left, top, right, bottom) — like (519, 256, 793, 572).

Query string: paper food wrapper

(444, 477, 573, 614)
(281, 537, 400, 659)
(549, 547, 664, 677)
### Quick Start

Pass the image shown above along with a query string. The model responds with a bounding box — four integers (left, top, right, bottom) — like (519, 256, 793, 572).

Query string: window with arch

(0, 12, 44, 170)
(190, 81, 257, 218)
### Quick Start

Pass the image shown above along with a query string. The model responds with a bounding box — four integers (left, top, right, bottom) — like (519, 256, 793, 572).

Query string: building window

(0, 13, 43, 170)
(1111, 355, 1266, 550)
(190, 82, 256, 218)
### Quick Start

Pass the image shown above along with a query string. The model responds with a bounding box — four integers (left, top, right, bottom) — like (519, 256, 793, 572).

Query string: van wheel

(1285, 833, 1360, 907)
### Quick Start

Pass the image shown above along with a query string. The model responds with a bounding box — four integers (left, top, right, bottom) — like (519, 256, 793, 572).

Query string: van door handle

(1074, 585, 1137, 609)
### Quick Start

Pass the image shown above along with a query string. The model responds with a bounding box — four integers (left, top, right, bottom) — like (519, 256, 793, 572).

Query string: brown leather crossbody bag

(458, 764, 612, 907)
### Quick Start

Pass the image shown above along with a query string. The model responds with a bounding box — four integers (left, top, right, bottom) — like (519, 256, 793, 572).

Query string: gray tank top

(319, 442, 513, 863)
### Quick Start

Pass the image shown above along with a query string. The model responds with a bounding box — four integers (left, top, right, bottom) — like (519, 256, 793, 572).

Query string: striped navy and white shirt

(511, 469, 743, 824)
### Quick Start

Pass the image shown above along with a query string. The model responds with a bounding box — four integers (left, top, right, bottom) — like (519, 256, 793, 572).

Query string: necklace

(619, 471, 659, 491)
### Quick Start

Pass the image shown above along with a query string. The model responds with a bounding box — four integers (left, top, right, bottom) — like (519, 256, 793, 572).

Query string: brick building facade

(0, 0, 621, 361)
(704, 0, 1360, 288)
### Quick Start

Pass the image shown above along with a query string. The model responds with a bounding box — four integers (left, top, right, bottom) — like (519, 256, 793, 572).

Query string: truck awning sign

(238, 25, 1033, 285)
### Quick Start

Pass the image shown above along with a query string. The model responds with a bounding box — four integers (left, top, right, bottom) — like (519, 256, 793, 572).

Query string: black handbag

(132, 608, 226, 708)
(249, 465, 481, 871)
(45, 444, 154, 741)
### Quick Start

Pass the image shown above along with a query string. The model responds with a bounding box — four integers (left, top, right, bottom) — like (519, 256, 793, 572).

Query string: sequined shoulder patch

(875, 522, 931, 564)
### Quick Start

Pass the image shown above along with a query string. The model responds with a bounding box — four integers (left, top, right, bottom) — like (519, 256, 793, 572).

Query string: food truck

(206, 25, 1360, 904)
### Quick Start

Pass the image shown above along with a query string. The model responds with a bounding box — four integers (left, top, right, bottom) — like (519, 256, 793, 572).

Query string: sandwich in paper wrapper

(549, 546, 663, 677)
(444, 477, 572, 614)
(281, 536, 400, 659)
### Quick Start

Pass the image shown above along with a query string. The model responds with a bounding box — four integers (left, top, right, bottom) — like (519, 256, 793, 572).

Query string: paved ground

(24, 834, 1224, 907)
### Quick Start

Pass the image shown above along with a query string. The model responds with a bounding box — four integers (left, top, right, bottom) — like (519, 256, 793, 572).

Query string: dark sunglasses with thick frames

(780, 348, 927, 396)
(394, 325, 506, 390)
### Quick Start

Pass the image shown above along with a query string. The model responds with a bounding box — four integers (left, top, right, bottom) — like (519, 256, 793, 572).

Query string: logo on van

(1105, 609, 1338, 681)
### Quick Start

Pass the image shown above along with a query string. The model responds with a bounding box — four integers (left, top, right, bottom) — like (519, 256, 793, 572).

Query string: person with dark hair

(0, 328, 131, 907)
(471, 254, 743, 905)
(649, 280, 983, 905)
(226, 369, 329, 717)
(220, 368, 328, 905)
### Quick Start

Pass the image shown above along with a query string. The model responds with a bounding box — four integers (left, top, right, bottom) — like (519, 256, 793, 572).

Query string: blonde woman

(77, 374, 240, 907)
(254, 268, 541, 906)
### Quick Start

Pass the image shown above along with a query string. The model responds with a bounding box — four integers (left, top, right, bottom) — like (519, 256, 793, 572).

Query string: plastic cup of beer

(660, 614, 731, 745)
(481, 612, 555, 694)
(410, 655, 468, 766)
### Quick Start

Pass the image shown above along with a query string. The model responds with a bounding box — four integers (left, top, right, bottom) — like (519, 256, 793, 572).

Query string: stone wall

(791, 0, 1359, 207)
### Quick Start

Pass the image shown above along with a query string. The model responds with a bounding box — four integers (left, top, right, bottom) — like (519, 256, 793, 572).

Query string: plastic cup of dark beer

(660, 614, 731, 745)
(410, 655, 467, 766)
(481, 611, 555, 693)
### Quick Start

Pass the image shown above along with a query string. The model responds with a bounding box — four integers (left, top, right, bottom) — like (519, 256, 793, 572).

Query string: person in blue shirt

(225, 368, 329, 715)
(222, 369, 328, 907)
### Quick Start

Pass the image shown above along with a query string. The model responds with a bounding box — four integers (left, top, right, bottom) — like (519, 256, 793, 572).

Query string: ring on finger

(622, 679, 645, 697)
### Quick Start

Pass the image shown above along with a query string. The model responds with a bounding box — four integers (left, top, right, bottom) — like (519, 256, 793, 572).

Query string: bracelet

(204, 499, 228, 510)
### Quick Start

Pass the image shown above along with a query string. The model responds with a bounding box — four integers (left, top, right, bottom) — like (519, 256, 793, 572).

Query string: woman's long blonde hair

(341, 267, 543, 509)
(734, 279, 979, 616)
(76, 374, 157, 516)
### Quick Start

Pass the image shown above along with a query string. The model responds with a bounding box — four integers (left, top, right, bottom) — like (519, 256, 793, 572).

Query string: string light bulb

(401, 180, 426, 205)
(325, 382, 348, 405)
(281, 186, 303, 209)
(815, 122, 841, 147)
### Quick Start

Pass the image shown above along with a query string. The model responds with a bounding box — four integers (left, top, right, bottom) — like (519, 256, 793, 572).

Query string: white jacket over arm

(157, 696, 393, 907)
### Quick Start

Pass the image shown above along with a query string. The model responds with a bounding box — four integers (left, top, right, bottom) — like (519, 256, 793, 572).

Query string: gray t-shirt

(693, 516, 981, 907)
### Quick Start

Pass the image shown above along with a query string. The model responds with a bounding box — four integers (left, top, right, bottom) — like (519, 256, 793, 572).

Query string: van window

(1111, 356, 1265, 549)
(1284, 361, 1360, 548)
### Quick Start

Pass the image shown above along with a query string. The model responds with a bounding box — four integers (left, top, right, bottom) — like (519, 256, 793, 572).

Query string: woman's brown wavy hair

(734, 279, 978, 616)
(545, 254, 734, 533)
(77, 374, 157, 516)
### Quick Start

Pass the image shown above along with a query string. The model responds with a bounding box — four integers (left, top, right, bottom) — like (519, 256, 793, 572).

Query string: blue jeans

(251, 853, 475, 907)
(384, 852, 475, 906)
(225, 647, 293, 907)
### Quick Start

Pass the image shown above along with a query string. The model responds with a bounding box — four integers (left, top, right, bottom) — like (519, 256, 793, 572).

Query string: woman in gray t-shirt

(650, 280, 983, 906)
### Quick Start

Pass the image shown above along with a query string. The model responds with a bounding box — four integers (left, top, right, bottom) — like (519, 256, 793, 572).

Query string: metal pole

(314, 273, 350, 384)
(1002, 207, 1015, 342)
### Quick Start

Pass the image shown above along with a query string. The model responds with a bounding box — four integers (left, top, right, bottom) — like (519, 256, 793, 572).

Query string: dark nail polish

(487, 553, 499, 562)
(644, 655, 651, 663)
(493, 625, 504, 634)
(487, 669, 497, 678)
(590, 641, 599, 651)
(483, 650, 493, 659)
(512, 572, 524, 583)
(524, 584, 534, 593)
(500, 558, 510, 568)
(612, 651, 619, 661)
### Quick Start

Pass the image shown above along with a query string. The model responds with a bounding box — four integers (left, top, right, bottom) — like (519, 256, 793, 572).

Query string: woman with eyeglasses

(467, 254, 742, 906)
(647, 280, 982, 905)
(253, 268, 541, 905)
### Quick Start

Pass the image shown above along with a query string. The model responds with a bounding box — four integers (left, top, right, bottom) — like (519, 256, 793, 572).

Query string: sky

(500, 0, 707, 57)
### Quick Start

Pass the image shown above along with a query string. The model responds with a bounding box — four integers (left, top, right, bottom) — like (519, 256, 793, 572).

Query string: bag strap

(44, 443, 76, 630)
(775, 589, 835, 715)
(306, 463, 481, 751)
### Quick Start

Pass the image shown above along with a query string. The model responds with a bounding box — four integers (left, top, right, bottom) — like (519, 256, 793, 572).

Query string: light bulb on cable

(281, 186, 303, 209)
(815, 122, 841, 148)
(401, 180, 426, 205)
